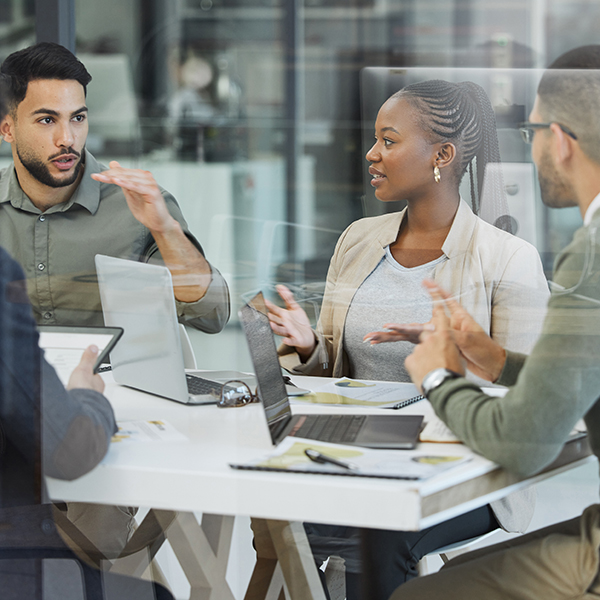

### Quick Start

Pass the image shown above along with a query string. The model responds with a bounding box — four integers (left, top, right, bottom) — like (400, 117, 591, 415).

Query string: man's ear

(435, 142, 457, 169)
(550, 122, 575, 166)
(0, 114, 15, 144)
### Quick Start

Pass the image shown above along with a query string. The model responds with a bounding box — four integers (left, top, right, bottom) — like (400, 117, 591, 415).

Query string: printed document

(231, 436, 471, 480)
(292, 378, 422, 408)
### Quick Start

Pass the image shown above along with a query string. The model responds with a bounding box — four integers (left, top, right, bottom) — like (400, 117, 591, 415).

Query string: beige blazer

(280, 199, 550, 533)
(281, 199, 548, 377)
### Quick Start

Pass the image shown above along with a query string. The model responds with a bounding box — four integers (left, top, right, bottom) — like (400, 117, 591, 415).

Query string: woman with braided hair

(265, 80, 549, 598)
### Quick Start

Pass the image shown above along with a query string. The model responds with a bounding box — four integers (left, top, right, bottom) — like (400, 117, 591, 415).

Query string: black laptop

(239, 292, 423, 449)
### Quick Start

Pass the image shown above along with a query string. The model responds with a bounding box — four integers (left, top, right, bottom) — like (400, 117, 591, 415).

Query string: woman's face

(366, 97, 438, 202)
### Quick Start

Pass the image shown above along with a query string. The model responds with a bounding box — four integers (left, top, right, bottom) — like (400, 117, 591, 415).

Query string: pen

(304, 448, 358, 471)
(282, 375, 298, 388)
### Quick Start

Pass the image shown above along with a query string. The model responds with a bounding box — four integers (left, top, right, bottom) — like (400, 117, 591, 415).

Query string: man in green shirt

(381, 45, 600, 599)
(0, 42, 229, 332)
(0, 42, 230, 559)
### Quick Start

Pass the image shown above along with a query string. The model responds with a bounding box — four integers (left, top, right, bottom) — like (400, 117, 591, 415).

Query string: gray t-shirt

(344, 247, 446, 382)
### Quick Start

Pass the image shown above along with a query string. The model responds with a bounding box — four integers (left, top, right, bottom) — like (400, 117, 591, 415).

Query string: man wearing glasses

(519, 121, 578, 144)
(381, 44, 600, 600)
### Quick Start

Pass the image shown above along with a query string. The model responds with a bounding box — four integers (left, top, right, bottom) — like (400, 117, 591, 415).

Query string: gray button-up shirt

(0, 151, 230, 332)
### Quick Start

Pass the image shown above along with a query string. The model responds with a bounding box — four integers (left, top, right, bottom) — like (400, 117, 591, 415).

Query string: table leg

(106, 509, 176, 579)
(106, 511, 236, 600)
(165, 513, 236, 600)
(245, 518, 326, 600)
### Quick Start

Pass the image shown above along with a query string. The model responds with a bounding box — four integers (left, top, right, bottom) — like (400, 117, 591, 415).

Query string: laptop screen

(95, 254, 189, 402)
(239, 293, 292, 442)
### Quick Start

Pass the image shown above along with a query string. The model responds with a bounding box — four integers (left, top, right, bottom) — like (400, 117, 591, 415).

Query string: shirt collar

(441, 198, 478, 258)
(0, 149, 102, 215)
(584, 192, 600, 226)
(68, 150, 103, 214)
(376, 197, 475, 256)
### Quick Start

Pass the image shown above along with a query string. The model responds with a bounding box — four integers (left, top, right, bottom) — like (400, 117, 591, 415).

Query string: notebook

(95, 254, 235, 405)
(239, 292, 423, 449)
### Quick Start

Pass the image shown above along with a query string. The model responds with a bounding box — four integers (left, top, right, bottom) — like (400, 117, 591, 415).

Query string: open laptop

(95, 254, 235, 405)
(239, 292, 423, 449)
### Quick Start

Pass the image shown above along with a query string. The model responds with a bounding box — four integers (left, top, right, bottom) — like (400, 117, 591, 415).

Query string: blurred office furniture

(418, 528, 502, 576)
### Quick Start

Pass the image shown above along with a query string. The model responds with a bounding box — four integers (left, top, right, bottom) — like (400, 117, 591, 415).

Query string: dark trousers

(306, 504, 498, 600)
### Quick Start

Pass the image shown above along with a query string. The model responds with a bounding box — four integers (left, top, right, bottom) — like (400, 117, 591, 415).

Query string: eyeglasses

(519, 122, 578, 144)
(216, 380, 260, 408)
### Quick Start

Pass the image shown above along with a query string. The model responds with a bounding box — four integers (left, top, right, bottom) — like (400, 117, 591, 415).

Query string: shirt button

(43, 312, 52, 320)
(37, 263, 45, 271)
(39, 215, 46, 222)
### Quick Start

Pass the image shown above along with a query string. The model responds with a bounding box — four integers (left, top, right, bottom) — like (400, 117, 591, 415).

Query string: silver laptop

(239, 292, 423, 449)
(95, 254, 236, 405)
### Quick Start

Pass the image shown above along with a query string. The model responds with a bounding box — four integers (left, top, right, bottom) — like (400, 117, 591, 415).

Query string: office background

(1, 1, 599, 597)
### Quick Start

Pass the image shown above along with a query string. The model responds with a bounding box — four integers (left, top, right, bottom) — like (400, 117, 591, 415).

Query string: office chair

(418, 528, 502, 575)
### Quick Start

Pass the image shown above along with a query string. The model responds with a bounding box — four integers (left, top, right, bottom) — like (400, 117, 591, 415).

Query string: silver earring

(434, 165, 441, 183)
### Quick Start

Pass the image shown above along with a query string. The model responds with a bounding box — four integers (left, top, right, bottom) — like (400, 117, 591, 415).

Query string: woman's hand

(265, 285, 316, 361)
(364, 322, 432, 345)
(364, 279, 506, 382)
(405, 300, 465, 390)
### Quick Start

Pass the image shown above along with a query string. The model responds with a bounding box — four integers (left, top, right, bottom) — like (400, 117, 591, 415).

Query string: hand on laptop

(265, 285, 316, 362)
(67, 345, 105, 394)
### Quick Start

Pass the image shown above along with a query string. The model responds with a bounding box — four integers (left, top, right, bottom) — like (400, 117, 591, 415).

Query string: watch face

(423, 368, 458, 396)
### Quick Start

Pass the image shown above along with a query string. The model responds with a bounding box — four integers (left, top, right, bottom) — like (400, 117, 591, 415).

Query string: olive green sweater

(430, 211, 600, 477)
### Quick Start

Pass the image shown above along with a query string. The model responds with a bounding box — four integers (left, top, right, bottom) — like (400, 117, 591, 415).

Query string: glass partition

(67, 1, 591, 338)
(1, 1, 600, 597)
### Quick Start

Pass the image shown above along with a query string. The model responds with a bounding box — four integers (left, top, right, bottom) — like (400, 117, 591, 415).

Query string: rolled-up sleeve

(145, 190, 231, 334)
(175, 264, 231, 333)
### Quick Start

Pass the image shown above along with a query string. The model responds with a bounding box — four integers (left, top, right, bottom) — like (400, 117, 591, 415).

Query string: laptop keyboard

(185, 374, 223, 396)
(294, 414, 367, 444)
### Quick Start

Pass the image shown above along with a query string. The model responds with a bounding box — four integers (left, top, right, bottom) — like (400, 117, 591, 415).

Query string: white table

(47, 375, 593, 599)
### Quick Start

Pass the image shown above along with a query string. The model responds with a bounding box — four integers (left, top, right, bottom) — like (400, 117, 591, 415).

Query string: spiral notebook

(293, 378, 425, 410)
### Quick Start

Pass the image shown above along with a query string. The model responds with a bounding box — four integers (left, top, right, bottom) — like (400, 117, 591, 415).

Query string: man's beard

(16, 146, 84, 188)
(537, 149, 577, 209)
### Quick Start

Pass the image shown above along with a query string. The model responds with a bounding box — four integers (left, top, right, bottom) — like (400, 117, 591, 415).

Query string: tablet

(38, 325, 123, 385)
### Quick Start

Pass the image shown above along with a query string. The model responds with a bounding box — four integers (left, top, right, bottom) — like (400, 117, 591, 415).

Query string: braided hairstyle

(393, 80, 510, 230)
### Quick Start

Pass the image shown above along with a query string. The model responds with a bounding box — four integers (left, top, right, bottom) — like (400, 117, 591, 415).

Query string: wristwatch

(421, 368, 462, 398)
